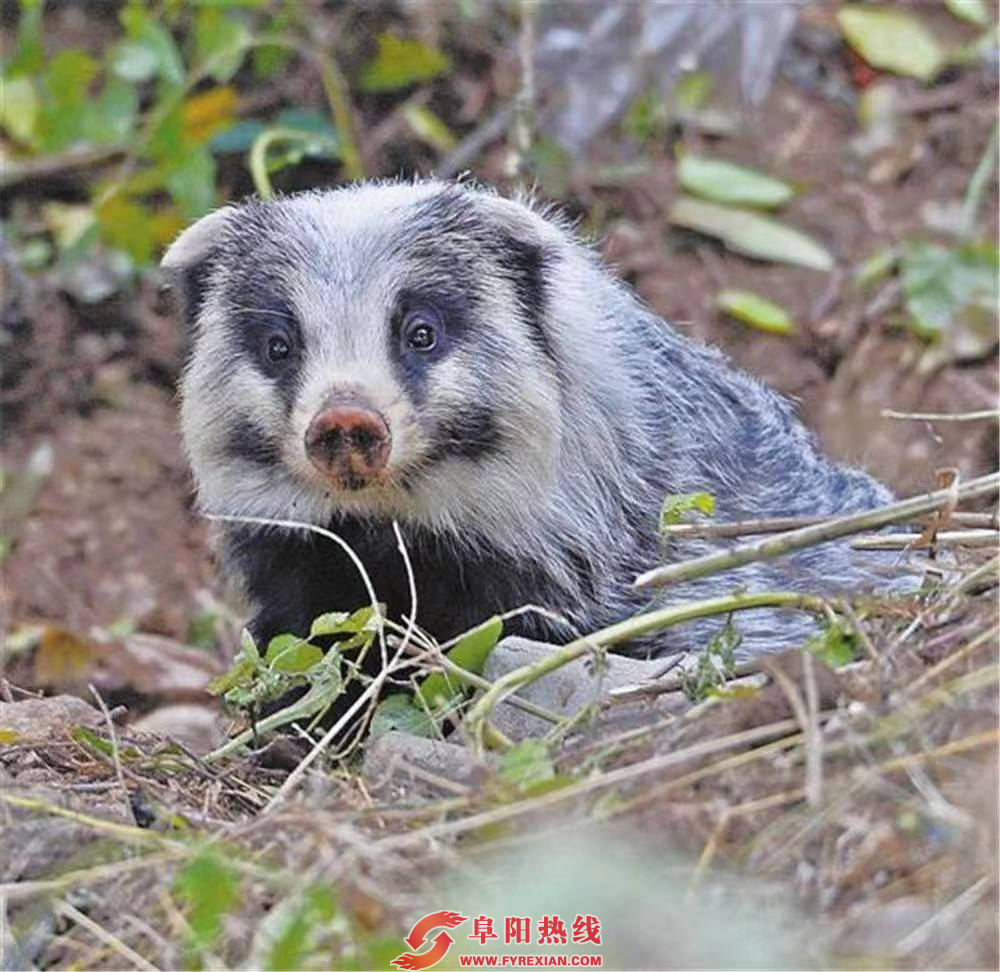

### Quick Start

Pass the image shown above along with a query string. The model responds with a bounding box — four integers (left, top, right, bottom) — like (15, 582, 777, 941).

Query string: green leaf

(265, 634, 323, 673)
(677, 156, 795, 209)
(0, 76, 37, 143)
(660, 492, 715, 530)
(683, 618, 741, 701)
(164, 146, 217, 218)
(111, 40, 160, 83)
(71, 726, 114, 758)
(276, 107, 339, 141)
(900, 240, 999, 339)
(359, 33, 450, 92)
(838, 6, 945, 82)
(6, 0, 44, 77)
(121, 7, 185, 88)
(194, 8, 251, 82)
(853, 246, 898, 288)
(498, 740, 555, 790)
(806, 623, 856, 668)
(369, 694, 436, 738)
(95, 195, 156, 264)
(44, 51, 98, 105)
(669, 196, 834, 272)
(211, 118, 266, 152)
(447, 616, 503, 675)
(206, 656, 255, 695)
(416, 616, 502, 712)
(945, 0, 990, 26)
(309, 604, 378, 639)
(252, 41, 292, 80)
(206, 628, 260, 694)
(89, 79, 139, 144)
(717, 289, 794, 335)
(264, 886, 337, 972)
(174, 850, 241, 950)
(403, 103, 456, 152)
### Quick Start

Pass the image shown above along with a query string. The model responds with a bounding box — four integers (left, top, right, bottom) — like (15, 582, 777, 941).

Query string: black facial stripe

(426, 406, 502, 463)
(489, 234, 555, 366)
(410, 190, 557, 368)
(173, 252, 217, 329)
(225, 419, 283, 467)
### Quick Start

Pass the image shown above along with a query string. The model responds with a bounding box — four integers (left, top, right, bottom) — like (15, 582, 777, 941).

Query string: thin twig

(634, 473, 1000, 591)
(87, 684, 132, 823)
(760, 657, 822, 807)
(55, 900, 160, 972)
(881, 408, 1000, 423)
(661, 510, 997, 540)
(511, 0, 537, 177)
(960, 120, 998, 238)
(851, 529, 998, 550)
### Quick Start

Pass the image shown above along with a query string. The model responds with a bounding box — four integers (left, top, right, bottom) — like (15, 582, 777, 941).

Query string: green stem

(463, 591, 829, 753)
(315, 54, 364, 182)
(961, 120, 998, 239)
(248, 126, 335, 199)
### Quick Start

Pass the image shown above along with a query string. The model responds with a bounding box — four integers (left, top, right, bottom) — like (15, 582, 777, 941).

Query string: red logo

(391, 911, 468, 970)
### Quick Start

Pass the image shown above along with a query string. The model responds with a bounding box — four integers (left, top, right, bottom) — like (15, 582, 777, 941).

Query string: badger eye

(402, 308, 441, 353)
(266, 334, 291, 363)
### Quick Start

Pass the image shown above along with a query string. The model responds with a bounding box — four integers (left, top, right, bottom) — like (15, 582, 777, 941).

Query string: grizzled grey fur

(163, 180, 893, 659)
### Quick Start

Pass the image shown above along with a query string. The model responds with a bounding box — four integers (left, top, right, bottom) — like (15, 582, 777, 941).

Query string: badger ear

(161, 206, 236, 325)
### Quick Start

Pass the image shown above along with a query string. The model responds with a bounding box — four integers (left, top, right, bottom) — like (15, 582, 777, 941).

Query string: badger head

(163, 182, 571, 544)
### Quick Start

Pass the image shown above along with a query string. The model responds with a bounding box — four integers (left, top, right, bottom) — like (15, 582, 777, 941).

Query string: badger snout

(305, 396, 391, 488)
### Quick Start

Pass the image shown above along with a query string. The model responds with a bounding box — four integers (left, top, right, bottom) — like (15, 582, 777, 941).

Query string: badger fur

(163, 180, 893, 658)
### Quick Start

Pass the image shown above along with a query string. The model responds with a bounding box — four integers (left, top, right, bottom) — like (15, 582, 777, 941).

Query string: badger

(163, 180, 893, 660)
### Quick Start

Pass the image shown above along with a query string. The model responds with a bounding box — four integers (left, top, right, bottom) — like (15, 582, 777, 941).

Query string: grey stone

(483, 637, 684, 740)
(362, 732, 496, 799)
(0, 695, 102, 740)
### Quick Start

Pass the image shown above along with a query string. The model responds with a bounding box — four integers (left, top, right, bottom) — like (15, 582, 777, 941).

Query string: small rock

(0, 695, 102, 740)
(363, 732, 495, 798)
(483, 637, 677, 740)
(131, 703, 226, 754)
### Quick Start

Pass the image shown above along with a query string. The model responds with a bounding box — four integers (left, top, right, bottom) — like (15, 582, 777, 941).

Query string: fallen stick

(851, 530, 999, 551)
(660, 509, 997, 540)
(634, 472, 1000, 591)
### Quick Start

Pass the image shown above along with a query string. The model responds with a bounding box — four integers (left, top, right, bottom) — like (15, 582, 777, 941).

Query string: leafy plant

(838, 6, 945, 82)
(174, 848, 242, 955)
(899, 240, 999, 340)
(669, 196, 834, 272)
(207, 606, 380, 732)
(683, 618, 741, 702)
(660, 491, 716, 531)
(805, 621, 857, 668)
(717, 289, 795, 336)
(370, 616, 504, 738)
(358, 33, 450, 93)
(678, 155, 795, 209)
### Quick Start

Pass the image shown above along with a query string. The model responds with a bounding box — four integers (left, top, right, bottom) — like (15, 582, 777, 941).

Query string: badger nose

(305, 399, 391, 486)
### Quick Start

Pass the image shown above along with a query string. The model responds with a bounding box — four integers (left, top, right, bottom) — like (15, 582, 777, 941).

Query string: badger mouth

(321, 469, 393, 494)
